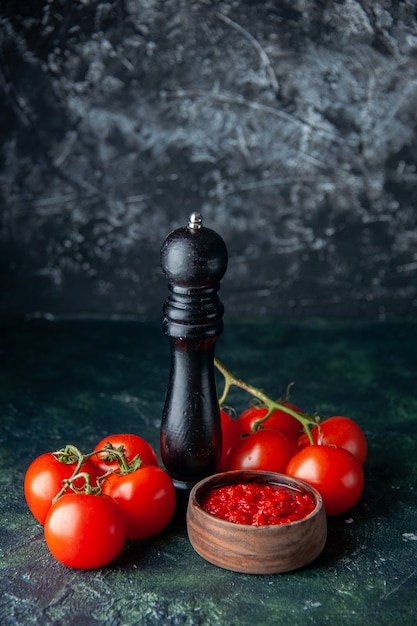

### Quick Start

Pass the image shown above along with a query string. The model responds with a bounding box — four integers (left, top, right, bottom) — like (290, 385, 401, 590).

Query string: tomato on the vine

(93, 433, 159, 473)
(217, 409, 241, 471)
(44, 493, 126, 569)
(297, 416, 367, 466)
(102, 465, 176, 540)
(238, 404, 303, 439)
(224, 429, 297, 473)
(285, 445, 364, 516)
(24, 453, 100, 524)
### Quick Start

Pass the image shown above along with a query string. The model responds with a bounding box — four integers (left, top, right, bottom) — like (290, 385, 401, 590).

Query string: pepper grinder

(160, 212, 228, 493)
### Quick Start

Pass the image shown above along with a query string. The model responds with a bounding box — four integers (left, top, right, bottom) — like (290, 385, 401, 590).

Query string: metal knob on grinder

(160, 213, 228, 493)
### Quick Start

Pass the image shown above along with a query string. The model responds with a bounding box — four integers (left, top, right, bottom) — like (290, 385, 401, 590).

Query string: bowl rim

(188, 469, 324, 530)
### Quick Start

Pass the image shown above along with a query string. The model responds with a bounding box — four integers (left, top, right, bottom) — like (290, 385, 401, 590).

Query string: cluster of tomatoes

(217, 404, 367, 517)
(24, 434, 176, 569)
(24, 358, 367, 570)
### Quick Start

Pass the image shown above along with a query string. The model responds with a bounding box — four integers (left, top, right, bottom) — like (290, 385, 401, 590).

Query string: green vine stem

(51, 471, 99, 504)
(53, 443, 86, 480)
(92, 443, 142, 474)
(51, 443, 142, 503)
(215, 358, 318, 444)
(51, 442, 102, 504)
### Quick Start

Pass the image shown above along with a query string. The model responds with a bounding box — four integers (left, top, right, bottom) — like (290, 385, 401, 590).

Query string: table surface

(1, 317, 416, 625)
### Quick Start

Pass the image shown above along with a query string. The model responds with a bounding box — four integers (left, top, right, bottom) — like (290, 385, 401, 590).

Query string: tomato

(238, 404, 303, 439)
(285, 445, 364, 516)
(44, 493, 126, 569)
(217, 409, 241, 471)
(224, 429, 297, 473)
(102, 465, 176, 540)
(93, 433, 159, 473)
(24, 453, 101, 524)
(297, 416, 367, 466)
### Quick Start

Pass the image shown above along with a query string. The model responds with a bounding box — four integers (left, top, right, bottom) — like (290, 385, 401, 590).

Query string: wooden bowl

(186, 470, 327, 574)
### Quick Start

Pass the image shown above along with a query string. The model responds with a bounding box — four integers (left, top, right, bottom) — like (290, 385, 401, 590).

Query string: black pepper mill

(160, 212, 228, 494)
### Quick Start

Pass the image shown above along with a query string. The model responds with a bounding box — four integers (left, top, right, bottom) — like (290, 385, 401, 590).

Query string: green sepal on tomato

(24, 453, 101, 524)
(44, 493, 126, 569)
(297, 416, 367, 466)
(92, 433, 159, 473)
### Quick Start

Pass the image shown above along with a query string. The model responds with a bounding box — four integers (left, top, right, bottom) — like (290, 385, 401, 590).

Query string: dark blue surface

(1, 318, 417, 625)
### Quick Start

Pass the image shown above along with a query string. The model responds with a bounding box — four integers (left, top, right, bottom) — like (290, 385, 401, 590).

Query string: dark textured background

(1, 0, 417, 320)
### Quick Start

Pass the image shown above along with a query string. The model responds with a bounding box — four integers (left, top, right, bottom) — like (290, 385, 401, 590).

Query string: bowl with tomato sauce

(186, 470, 327, 574)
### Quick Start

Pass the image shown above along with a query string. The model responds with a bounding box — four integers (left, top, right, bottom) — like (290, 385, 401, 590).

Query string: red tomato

(224, 429, 297, 473)
(238, 404, 303, 439)
(285, 445, 364, 516)
(24, 453, 101, 524)
(93, 433, 159, 473)
(102, 465, 176, 540)
(217, 409, 241, 471)
(44, 494, 126, 568)
(297, 416, 367, 466)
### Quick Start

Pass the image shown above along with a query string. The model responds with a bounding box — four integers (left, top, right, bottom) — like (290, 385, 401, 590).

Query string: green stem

(215, 358, 316, 444)
(88, 445, 136, 474)
(52, 471, 98, 503)
(51, 443, 141, 504)
(51, 443, 89, 503)
(53, 444, 85, 471)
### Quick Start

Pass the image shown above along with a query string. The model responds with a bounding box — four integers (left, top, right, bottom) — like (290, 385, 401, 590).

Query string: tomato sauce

(200, 482, 316, 526)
